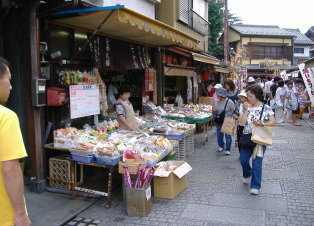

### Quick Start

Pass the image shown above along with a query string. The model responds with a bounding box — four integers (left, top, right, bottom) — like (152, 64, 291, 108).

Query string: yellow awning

(214, 66, 230, 74)
(164, 66, 194, 77)
(192, 52, 220, 65)
(51, 6, 199, 49)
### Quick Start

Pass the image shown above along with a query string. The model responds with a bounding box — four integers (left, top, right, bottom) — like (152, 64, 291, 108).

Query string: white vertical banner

(298, 63, 314, 107)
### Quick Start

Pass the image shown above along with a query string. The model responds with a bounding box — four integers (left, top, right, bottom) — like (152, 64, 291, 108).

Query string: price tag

(79, 134, 98, 142)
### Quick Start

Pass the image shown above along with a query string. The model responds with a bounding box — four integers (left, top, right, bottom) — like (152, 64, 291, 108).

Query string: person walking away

(115, 85, 140, 131)
(270, 76, 282, 100)
(257, 78, 264, 88)
(239, 84, 276, 195)
(224, 79, 240, 103)
(291, 79, 302, 126)
(215, 88, 235, 156)
(273, 80, 285, 124)
(0, 57, 31, 226)
(263, 76, 272, 104)
(233, 90, 248, 154)
(283, 81, 293, 123)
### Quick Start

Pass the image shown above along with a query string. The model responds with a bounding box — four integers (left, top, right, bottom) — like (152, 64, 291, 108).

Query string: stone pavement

(48, 115, 314, 226)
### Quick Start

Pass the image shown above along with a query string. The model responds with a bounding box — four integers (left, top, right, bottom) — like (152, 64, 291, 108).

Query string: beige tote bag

(251, 123, 273, 146)
(221, 117, 237, 136)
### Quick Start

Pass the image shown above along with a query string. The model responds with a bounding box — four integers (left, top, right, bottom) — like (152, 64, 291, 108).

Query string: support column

(24, 0, 46, 193)
(156, 48, 164, 106)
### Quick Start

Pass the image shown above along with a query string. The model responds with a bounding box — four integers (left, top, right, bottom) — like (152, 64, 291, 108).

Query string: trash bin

(126, 184, 151, 217)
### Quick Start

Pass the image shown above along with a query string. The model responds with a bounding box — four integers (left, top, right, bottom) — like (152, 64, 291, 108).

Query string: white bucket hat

(248, 77, 255, 83)
(238, 90, 247, 98)
(214, 83, 223, 89)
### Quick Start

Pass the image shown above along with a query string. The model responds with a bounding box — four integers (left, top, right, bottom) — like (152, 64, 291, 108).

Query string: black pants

(237, 125, 244, 153)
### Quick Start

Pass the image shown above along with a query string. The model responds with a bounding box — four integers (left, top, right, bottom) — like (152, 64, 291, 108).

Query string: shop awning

(164, 66, 194, 77)
(191, 52, 220, 65)
(51, 5, 199, 49)
(214, 66, 230, 73)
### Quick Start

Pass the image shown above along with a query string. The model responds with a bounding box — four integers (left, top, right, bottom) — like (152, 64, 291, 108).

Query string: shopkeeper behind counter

(115, 85, 139, 131)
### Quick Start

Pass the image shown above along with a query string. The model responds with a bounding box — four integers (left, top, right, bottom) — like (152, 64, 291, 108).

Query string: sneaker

(250, 188, 260, 195)
(242, 177, 251, 184)
(225, 151, 230, 155)
(217, 147, 224, 152)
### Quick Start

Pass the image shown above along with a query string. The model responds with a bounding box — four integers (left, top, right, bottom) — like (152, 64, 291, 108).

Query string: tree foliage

(208, 1, 224, 59)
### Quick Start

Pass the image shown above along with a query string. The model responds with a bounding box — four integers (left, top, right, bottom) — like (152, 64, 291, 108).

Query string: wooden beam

(24, 0, 46, 193)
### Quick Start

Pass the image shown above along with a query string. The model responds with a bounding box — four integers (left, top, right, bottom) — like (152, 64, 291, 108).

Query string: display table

(162, 115, 211, 145)
(44, 143, 117, 208)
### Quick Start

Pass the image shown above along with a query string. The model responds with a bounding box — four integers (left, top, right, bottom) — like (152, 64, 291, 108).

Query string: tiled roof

(284, 28, 314, 45)
(230, 24, 295, 38)
(305, 26, 314, 36)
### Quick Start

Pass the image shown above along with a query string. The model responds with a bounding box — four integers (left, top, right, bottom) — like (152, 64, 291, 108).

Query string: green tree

(228, 12, 243, 25)
(208, 1, 224, 59)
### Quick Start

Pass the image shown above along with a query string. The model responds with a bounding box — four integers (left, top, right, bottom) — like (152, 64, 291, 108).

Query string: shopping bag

(286, 99, 298, 111)
(270, 100, 282, 109)
(221, 117, 237, 136)
(251, 123, 273, 146)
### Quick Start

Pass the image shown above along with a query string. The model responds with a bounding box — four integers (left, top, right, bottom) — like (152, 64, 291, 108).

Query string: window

(251, 46, 284, 59)
(294, 48, 304, 54)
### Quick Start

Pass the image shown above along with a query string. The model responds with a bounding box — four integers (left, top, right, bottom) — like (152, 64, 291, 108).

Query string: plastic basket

(71, 153, 95, 163)
(95, 155, 122, 166)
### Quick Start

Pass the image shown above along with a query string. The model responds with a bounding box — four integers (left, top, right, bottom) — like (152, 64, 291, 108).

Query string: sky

(228, 0, 314, 33)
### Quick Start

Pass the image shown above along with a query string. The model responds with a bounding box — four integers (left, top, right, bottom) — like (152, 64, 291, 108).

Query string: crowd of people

(208, 75, 310, 196)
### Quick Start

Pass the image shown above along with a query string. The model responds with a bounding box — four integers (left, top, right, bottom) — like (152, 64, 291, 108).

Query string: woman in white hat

(234, 90, 248, 154)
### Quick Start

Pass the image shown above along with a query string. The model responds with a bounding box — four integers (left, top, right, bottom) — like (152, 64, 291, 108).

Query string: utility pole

(223, 0, 229, 62)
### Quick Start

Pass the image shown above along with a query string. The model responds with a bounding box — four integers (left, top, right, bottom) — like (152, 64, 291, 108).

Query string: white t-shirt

(243, 103, 274, 134)
(291, 87, 299, 103)
(274, 87, 284, 106)
(264, 81, 272, 94)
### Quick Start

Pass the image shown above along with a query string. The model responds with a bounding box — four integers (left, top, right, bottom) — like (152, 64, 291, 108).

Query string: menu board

(70, 85, 100, 119)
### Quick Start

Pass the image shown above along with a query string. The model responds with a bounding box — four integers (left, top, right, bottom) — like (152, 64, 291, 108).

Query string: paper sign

(145, 186, 151, 201)
(70, 85, 100, 119)
(79, 134, 98, 142)
(298, 63, 314, 107)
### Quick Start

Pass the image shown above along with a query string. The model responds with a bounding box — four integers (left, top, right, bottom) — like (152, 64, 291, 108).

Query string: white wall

(103, 0, 156, 19)
(193, 0, 207, 19)
(294, 45, 311, 57)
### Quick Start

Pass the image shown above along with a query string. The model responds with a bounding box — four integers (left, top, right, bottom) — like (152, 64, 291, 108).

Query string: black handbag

(214, 99, 229, 125)
(239, 133, 256, 148)
(239, 103, 265, 149)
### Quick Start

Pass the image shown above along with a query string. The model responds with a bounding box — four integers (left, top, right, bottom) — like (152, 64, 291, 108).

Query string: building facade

(156, 0, 210, 52)
(305, 26, 314, 58)
(228, 24, 295, 78)
(284, 28, 314, 65)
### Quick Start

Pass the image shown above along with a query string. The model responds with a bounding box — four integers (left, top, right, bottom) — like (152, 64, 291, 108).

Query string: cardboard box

(118, 159, 146, 175)
(153, 161, 192, 199)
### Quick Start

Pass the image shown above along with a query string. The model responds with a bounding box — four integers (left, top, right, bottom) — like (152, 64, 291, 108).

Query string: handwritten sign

(70, 85, 100, 119)
(298, 63, 314, 107)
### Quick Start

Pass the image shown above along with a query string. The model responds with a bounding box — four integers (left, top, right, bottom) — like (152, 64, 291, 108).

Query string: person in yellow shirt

(0, 57, 31, 226)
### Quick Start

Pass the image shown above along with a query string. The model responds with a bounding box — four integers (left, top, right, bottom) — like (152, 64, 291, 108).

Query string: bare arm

(117, 115, 134, 131)
(2, 159, 31, 226)
(239, 102, 249, 125)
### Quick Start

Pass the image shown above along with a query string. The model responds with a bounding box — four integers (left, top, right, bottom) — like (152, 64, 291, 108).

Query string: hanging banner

(298, 63, 314, 107)
(89, 35, 148, 70)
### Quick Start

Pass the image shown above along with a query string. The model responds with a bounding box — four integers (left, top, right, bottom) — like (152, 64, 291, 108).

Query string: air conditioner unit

(80, 0, 103, 7)
(65, 0, 104, 7)
(147, 0, 161, 4)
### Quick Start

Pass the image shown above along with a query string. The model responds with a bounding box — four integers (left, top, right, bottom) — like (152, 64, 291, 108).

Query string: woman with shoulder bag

(214, 87, 235, 156)
(239, 84, 276, 195)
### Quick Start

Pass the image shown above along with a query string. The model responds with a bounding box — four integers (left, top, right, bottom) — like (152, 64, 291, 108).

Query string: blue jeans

(216, 124, 232, 151)
(240, 146, 266, 190)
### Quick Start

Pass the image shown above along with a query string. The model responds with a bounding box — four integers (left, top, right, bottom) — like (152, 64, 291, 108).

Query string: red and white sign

(298, 63, 314, 107)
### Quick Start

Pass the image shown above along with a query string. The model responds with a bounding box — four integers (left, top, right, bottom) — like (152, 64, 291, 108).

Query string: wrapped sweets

(123, 167, 132, 188)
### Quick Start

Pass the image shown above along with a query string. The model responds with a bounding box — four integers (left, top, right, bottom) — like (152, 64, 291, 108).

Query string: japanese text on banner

(298, 63, 314, 107)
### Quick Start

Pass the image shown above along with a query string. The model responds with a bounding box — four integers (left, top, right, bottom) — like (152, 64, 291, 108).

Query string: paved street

(32, 115, 314, 226)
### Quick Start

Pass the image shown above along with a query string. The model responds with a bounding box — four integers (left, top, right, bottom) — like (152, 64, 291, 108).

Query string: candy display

(123, 164, 155, 188)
